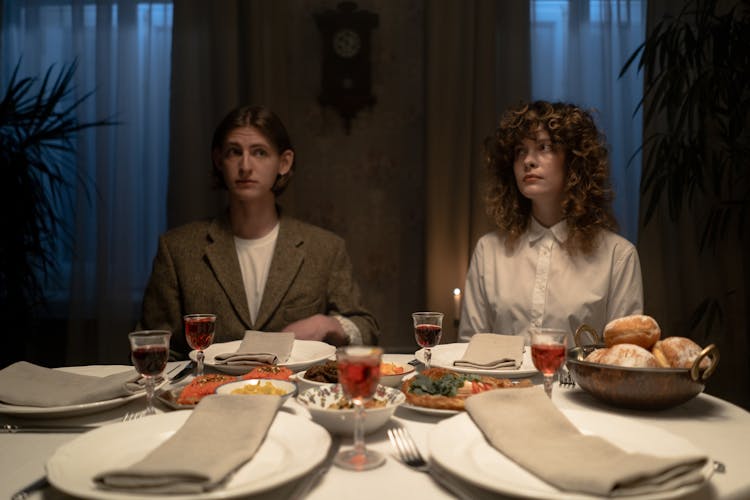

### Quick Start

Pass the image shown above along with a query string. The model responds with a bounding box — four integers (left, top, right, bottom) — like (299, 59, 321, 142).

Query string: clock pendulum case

(314, 2, 378, 134)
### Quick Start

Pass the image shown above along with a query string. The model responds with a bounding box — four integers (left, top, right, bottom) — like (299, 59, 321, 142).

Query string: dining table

(1, 353, 749, 500)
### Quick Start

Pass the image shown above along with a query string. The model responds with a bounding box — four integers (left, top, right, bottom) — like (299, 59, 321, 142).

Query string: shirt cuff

(333, 315, 363, 345)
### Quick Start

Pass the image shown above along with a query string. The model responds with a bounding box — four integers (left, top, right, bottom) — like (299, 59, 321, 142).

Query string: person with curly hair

(458, 101, 643, 343)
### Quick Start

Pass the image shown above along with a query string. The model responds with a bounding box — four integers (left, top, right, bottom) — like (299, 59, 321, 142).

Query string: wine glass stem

(543, 374, 553, 398)
(352, 399, 366, 456)
(424, 347, 432, 369)
(145, 377, 156, 415)
(196, 350, 205, 377)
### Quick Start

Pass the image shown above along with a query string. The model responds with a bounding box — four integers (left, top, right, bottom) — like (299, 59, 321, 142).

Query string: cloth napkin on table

(453, 333, 525, 369)
(465, 386, 709, 497)
(214, 330, 295, 366)
(95, 394, 281, 494)
(0, 361, 141, 407)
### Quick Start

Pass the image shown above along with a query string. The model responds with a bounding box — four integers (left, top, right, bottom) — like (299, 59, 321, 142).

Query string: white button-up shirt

(458, 218, 643, 344)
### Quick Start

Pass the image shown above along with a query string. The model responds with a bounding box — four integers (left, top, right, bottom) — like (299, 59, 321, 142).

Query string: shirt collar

(527, 217, 569, 245)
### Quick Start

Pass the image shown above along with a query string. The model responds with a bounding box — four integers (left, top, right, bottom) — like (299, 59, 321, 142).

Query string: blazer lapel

(204, 215, 253, 329)
(254, 217, 304, 329)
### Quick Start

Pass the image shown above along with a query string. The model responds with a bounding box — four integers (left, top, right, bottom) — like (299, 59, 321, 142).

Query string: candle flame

(453, 288, 461, 296)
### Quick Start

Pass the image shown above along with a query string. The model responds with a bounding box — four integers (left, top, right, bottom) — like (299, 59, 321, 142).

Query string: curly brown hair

(484, 101, 618, 255)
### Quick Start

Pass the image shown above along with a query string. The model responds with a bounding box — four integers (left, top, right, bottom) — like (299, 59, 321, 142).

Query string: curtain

(529, 0, 646, 243)
(1, 1, 172, 364)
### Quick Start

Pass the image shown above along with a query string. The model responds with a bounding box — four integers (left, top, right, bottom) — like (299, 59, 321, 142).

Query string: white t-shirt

(234, 224, 279, 324)
(458, 218, 644, 344)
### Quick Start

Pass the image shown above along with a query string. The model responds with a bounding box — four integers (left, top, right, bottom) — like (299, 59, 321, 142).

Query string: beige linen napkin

(465, 386, 708, 497)
(453, 333, 525, 369)
(0, 361, 140, 407)
(214, 331, 295, 366)
(95, 394, 280, 493)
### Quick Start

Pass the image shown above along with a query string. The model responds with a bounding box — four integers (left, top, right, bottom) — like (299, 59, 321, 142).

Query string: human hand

(282, 314, 348, 346)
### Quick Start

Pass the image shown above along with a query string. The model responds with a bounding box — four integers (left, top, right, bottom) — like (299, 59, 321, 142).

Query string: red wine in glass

(132, 345, 169, 376)
(415, 324, 442, 348)
(338, 358, 381, 400)
(531, 344, 566, 375)
(185, 316, 215, 350)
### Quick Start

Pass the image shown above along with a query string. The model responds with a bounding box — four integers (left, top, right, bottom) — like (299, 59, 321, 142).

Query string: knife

(167, 361, 195, 382)
(288, 436, 340, 499)
(1, 424, 96, 433)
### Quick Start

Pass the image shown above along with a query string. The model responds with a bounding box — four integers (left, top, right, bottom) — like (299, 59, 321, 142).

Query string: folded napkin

(465, 386, 708, 497)
(453, 333, 525, 369)
(95, 394, 280, 493)
(0, 361, 141, 407)
(214, 330, 295, 366)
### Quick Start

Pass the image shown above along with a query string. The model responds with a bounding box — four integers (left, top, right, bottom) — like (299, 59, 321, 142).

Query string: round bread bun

(586, 343, 660, 368)
(584, 347, 610, 364)
(603, 315, 661, 350)
(652, 337, 709, 369)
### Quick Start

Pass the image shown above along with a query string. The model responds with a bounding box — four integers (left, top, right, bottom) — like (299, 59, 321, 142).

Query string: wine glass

(412, 312, 444, 369)
(334, 345, 385, 471)
(128, 330, 171, 415)
(184, 313, 216, 377)
(530, 328, 568, 398)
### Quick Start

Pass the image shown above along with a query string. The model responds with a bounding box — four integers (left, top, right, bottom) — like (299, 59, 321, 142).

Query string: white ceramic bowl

(379, 361, 415, 388)
(297, 384, 405, 435)
(216, 378, 297, 404)
(294, 369, 336, 394)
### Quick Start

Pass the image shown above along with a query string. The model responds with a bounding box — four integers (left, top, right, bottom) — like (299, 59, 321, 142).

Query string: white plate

(47, 410, 330, 499)
(415, 343, 538, 378)
(0, 366, 147, 419)
(429, 409, 713, 500)
(193, 339, 336, 375)
(400, 402, 459, 417)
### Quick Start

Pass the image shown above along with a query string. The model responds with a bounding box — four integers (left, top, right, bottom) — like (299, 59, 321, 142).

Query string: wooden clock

(315, 2, 378, 133)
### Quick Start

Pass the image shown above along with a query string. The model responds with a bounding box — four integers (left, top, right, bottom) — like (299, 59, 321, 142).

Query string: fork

(559, 370, 575, 388)
(121, 410, 146, 422)
(387, 427, 477, 500)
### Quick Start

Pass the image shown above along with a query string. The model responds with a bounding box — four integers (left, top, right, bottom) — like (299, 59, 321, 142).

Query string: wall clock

(315, 2, 378, 133)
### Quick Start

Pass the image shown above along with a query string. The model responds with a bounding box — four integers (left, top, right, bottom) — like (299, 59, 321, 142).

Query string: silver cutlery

(11, 475, 49, 500)
(1, 424, 95, 433)
(388, 427, 477, 500)
(559, 370, 575, 388)
(289, 436, 340, 499)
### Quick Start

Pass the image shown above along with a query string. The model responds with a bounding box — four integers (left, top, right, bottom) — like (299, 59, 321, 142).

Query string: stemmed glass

(128, 330, 171, 415)
(530, 328, 568, 398)
(334, 346, 385, 471)
(412, 312, 444, 369)
(184, 313, 216, 377)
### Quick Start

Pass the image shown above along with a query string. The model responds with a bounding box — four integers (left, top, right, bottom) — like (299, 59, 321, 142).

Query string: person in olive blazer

(138, 105, 378, 357)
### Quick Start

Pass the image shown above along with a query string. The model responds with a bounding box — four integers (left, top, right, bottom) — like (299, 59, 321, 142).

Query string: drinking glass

(184, 313, 216, 377)
(334, 346, 385, 471)
(412, 312, 444, 369)
(530, 328, 568, 398)
(128, 330, 171, 415)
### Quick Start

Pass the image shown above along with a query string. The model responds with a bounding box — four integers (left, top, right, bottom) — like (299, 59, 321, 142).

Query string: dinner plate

(0, 366, 148, 419)
(400, 402, 459, 417)
(47, 410, 331, 499)
(192, 339, 335, 375)
(415, 343, 538, 378)
(429, 409, 714, 500)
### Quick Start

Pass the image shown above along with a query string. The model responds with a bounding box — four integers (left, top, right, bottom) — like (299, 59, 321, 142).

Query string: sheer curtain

(530, 0, 646, 243)
(1, 1, 172, 364)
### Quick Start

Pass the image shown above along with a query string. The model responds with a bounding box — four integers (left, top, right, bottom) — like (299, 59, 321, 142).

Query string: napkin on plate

(453, 333, 525, 369)
(0, 361, 141, 407)
(95, 394, 280, 493)
(214, 331, 295, 366)
(465, 386, 709, 497)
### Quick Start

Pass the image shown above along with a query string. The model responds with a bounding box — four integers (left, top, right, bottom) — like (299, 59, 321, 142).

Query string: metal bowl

(566, 325, 720, 410)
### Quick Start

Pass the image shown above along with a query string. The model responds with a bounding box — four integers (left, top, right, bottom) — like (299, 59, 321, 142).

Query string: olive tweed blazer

(138, 214, 379, 356)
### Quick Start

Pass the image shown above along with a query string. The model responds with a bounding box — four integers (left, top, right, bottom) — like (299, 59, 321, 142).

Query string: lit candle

(453, 288, 461, 321)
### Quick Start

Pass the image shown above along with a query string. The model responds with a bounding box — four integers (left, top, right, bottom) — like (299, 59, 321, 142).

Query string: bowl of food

(567, 320, 719, 410)
(379, 361, 415, 388)
(297, 384, 405, 435)
(294, 360, 338, 393)
(216, 378, 297, 404)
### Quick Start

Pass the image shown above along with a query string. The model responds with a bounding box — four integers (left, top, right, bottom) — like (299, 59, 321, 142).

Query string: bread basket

(566, 324, 719, 410)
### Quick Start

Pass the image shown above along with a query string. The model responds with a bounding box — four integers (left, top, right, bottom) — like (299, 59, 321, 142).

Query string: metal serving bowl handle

(690, 343, 720, 382)
(574, 324, 601, 348)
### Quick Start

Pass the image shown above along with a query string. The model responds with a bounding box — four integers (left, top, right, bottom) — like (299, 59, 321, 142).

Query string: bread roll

(586, 343, 660, 368)
(652, 337, 709, 369)
(603, 315, 661, 350)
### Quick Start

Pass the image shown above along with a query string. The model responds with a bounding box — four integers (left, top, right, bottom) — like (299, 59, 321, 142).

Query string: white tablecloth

(1, 357, 749, 499)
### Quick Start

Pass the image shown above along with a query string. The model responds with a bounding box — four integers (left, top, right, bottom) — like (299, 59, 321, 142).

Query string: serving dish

(567, 325, 720, 410)
(216, 379, 296, 404)
(296, 384, 405, 435)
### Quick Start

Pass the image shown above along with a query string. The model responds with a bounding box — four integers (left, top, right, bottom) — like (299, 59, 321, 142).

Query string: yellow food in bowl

(380, 362, 405, 376)
(230, 381, 288, 396)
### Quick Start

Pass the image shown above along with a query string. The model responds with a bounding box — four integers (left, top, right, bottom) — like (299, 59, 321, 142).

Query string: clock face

(332, 29, 361, 59)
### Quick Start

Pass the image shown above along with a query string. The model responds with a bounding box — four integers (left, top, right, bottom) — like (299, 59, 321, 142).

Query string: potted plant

(0, 60, 114, 367)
